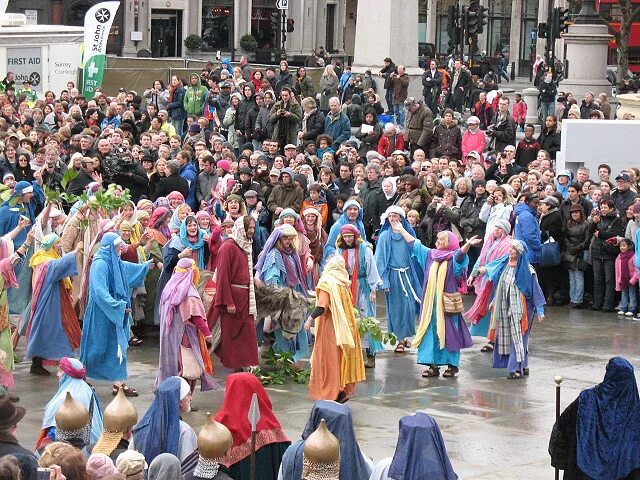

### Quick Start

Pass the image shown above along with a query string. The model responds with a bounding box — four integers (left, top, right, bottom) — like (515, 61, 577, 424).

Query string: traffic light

(465, 7, 479, 36)
(477, 5, 488, 33)
(552, 7, 570, 38)
(286, 18, 294, 32)
(537, 22, 548, 39)
(447, 27, 460, 54)
(447, 5, 457, 37)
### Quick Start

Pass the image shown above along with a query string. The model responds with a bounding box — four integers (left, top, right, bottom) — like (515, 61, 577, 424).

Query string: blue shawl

(485, 251, 533, 300)
(178, 217, 205, 269)
(94, 233, 129, 302)
(388, 413, 457, 480)
(324, 199, 367, 261)
(132, 376, 182, 464)
(281, 400, 371, 480)
(577, 357, 640, 480)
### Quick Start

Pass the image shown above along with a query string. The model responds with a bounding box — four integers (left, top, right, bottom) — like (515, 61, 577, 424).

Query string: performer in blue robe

(323, 199, 367, 261)
(80, 233, 150, 393)
(26, 234, 82, 376)
(255, 225, 309, 362)
(374, 206, 422, 352)
(470, 239, 545, 378)
(0, 180, 44, 314)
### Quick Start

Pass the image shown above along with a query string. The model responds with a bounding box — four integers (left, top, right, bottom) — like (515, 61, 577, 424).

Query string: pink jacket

(461, 130, 486, 162)
(615, 253, 639, 291)
(512, 100, 527, 123)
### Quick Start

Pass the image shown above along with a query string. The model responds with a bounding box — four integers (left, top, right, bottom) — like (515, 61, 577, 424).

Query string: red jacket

(461, 130, 486, 162)
(377, 134, 405, 158)
(512, 100, 527, 123)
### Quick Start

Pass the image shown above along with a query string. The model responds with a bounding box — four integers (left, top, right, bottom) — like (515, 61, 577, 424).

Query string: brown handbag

(442, 291, 464, 314)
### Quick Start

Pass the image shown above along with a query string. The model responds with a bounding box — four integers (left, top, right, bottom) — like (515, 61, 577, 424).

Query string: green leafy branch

(250, 349, 310, 386)
(355, 308, 398, 346)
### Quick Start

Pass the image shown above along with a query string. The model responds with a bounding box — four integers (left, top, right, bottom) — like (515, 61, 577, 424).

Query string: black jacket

(537, 126, 561, 160)
(113, 161, 149, 202)
(152, 173, 189, 201)
(540, 208, 564, 245)
(588, 212, 624, 260)
(358, 177, 386, 234)
(489, 113, 516, 152)
(300, 109, 325, 142)
(459, 192, 487, 238)
(538, 80, 557, 103)
(560, 198, 593, 222)
(430, 123, 462, 158)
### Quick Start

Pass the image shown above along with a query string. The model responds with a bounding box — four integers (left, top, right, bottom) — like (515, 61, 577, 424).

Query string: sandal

(112, 384, 139, 397)
(480, 343, 494, 353)
(507, 371, 523, 380)
(421, 366, 440, 378)
(128, 336, 143, 346)
(335, 391, 350, 404)
(522, 368, 530, 376)
(394, 344, 405, 353)
(403, 340, 412, 349)
(442, 366, 459, 378)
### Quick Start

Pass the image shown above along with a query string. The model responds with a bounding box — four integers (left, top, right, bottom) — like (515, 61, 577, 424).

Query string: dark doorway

(151, 9, 183, 57)
(326, 4, 336, 53)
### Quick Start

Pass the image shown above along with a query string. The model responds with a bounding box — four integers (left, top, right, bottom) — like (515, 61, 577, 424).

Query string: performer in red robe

(212, 216, 259, 370)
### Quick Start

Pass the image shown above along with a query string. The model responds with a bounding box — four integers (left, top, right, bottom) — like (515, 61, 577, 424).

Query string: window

(202, 0, 233, 51)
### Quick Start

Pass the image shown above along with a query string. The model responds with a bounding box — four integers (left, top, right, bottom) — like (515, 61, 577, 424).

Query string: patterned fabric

(495, 266, 525, 362)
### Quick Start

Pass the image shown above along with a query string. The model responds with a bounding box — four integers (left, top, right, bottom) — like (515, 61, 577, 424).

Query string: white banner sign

(7, 47, 43, 91)
(82, 1, 120, 97)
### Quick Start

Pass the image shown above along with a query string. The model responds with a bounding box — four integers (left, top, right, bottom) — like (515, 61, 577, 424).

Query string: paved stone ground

(11, 295, 640, 478)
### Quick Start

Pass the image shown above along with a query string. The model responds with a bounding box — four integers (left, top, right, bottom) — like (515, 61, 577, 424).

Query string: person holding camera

(487, 97, 516, 152)
(269, 87, 302, 151)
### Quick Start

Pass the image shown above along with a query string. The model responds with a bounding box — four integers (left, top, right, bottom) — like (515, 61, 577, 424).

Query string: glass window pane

(202, 1, 232, 50)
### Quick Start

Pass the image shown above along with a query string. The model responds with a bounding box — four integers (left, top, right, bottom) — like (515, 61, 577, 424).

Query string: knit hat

(217, 159, 231, 172)
(188, 123, 201, 133)
(87, 454, 119, 480)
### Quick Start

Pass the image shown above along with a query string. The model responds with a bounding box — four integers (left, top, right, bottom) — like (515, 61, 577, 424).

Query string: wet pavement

(11, 298, 640, 479)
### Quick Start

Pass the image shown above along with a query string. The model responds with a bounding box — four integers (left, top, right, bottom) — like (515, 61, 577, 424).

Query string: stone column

(509, 0, 523, 77)
(425, 0, 437, 44)
(535, 0, 548, 59)
(234, 0, 252, 52)
(558, 0, 611, 99)
(523, 87, 540, 124)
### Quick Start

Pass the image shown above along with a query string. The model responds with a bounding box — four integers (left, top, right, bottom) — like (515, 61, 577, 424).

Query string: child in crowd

(615, 238, 639, 317)
(332, 194, 347, 224)
(407, 209, 420, 230)
(301, 183, 329, 228)
(315, 134, 335, 159)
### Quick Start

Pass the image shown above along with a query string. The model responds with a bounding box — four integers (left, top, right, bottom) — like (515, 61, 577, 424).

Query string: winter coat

(267, 182, 304, 216)
(324, 111, 351, 150)
(112, 162, 149, 202)
(274, 70, 294, 96)
(611, 188, 639, 217)
(479, 201, 513, 236)
(244, 102, 261, 142)
(562, 220, 590, 267)
(254, 104, 273, 140)
(405, 103, 433, 149)
(223, 107, 240, 148)
(319, 75, 339, 111)
(380, 61, 397, 90)
(300, 109, 325, 142)
(540, 208, 564, 246)
(346, 95, 364, 128)
(391, 73, 410, 105)
(515, 137, 541, 168)
(537, 126, 561, 159)
(294, 75, 317, 100)
(236, 92, 255, 137)
(209, 92, 230, 120)
(270, 98, 302, 147)
(152, 173, 189, 201)
(398, 188, 430, 215)
(143, 88, 169, 111)
(459, 192, 488, 238)
(461, 129, 486, 160)
(560, 197, 593, 222)
(488, 112, 516, 152)
(512, 99, 528, 124)
(358, 177, 386, 234)
(377, 133, 405, 158)
(473, 101, 494, 131)
(420, 203, 461, 247)
(588, 212, 624, 260)
(615, 253, 639, 291)
(430, 122, 462, 158)
(538, 80, 557, 103)
(180, 162, 198, 209)
(514, 202, 542, 264)
(183, 75, 208, 116)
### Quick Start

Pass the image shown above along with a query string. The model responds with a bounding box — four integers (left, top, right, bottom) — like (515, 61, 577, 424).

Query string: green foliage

(61, 169, 78, 190)
(354, 308, 398, 346)
(184, 34, 203, 51)
(43, 186, 76, 205)
(239, 34, 259, 52)
(250, 348, 310, 386)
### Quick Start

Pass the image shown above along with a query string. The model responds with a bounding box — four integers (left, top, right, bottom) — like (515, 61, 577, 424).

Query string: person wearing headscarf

(550, 357, 640, 480)
(278, 209, 313, 287)
(169, 204, 192, 235)
(115, 451, 146, 480)
(392, 222, 481, 378)
(78, 218, 115, 319)
(38, 358, 103, 450)
(466, 239, 545, 379)
(157, 258, 215, 393)
(0, 180, 44, 314)
(374, 206, 423, 354)
(80, 233, 151, 394)
(156, 215, 209, 326)
(148, 454, 182, 480)
(131, 377, 197, 464)
(335, 224, 382, 368)
(26, 233, 83, 376)
(323, 199, 367, 261)
(215, 373, 290, 480)
(211, 216, 259, 371)
(465, 218, 512, 351)
(255, 225, 309, 362)
(301, 208, 327, 289)
(304, 255, 365, 402)
(369, 413, 458, 480)
(278, 400, 372, 480)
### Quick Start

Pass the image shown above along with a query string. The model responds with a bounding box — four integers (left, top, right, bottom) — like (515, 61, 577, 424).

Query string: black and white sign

(276, 0, 288, 10)
(6, 47, 43, 91)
